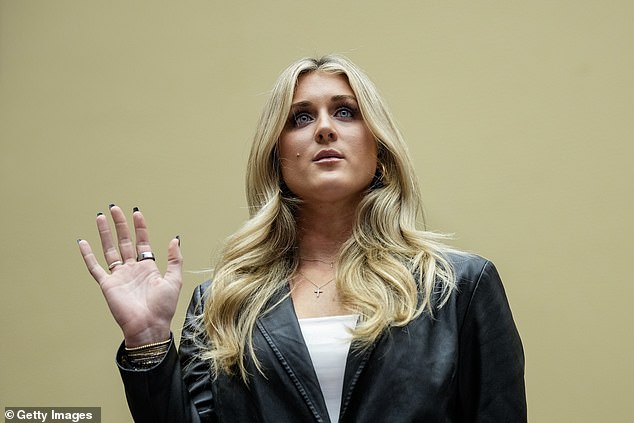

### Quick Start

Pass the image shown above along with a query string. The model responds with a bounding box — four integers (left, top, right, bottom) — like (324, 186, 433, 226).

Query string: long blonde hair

(200, 55, 456, 382)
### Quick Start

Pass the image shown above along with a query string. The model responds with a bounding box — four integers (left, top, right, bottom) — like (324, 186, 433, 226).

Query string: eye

(292, 112, 313, 127)
(335, 107, 355, 119)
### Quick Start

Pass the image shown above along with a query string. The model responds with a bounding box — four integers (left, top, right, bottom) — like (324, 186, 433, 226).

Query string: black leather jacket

(118, 254, 526, 422)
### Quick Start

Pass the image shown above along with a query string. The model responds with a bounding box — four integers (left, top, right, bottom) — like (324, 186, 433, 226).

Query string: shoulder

(444, 251, 501, 289)
(444, 250, 490, 276)
(442, 251, 510, 315)
(442, 252, 518, 335)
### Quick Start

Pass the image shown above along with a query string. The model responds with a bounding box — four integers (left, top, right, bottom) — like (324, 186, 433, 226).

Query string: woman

(78, 55, 526, 422)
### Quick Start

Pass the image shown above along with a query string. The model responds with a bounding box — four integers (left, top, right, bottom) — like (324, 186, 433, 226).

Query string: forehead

(292, 72, 355, 101)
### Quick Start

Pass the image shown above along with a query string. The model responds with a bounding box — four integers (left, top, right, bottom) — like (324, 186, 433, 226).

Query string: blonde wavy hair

(200, 55, 457, 382)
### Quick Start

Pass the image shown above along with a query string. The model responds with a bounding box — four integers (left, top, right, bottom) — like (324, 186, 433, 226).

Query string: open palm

(78, 205, 182, 347)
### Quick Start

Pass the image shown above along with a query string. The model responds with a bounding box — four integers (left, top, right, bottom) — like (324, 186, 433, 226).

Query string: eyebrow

(290, 95, 358, 109)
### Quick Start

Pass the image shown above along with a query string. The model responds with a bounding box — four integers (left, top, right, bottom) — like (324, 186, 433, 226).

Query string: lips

(313, 149, 344, 162)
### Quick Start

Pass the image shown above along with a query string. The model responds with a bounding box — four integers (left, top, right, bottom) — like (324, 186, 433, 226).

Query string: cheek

(277, 136, 296, 172)
(278, 131, 310, 161)
(359, 136, 379, 173)
(277, 136, 300, 186)
(278, 135, 292, 161)
(363, 155, 379, 183)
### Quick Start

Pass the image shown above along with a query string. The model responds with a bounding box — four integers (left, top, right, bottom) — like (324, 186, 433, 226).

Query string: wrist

(121, 335, 172, 370)
(124, 337, 171, 351)
(123, 327, 171, 349)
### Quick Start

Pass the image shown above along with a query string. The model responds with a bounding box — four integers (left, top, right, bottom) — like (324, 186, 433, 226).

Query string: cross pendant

(314, 287, 323, 298)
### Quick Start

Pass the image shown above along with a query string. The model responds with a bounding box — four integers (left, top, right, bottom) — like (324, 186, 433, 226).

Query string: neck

(295, 202, 356, 261)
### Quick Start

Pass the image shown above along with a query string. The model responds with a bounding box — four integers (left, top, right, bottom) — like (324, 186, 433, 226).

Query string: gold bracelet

(124, 337, 171, 352)
(126, 349, 168, 358)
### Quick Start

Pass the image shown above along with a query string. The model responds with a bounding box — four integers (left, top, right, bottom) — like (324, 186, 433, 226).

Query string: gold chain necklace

(297, 271, 335, 298)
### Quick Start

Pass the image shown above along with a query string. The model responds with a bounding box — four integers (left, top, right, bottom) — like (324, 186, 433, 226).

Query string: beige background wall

(1, 1, 632, 421)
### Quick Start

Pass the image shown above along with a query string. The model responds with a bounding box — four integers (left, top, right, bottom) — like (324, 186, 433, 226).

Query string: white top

(298, 314, 358, 423)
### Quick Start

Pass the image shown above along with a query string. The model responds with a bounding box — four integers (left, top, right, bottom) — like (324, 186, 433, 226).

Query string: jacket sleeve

(457, 260, 527, 423)
(117, 283, 216, 423)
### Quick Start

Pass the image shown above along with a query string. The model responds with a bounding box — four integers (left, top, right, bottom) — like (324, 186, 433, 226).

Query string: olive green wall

(1, 1, 632, 421)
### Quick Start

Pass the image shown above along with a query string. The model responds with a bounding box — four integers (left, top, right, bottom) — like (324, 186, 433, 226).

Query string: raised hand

(77, 205, 183, 348)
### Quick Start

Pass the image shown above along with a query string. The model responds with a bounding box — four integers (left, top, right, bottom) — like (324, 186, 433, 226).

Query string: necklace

(299, 257, 335, 269)
(297, 271, 335, 298)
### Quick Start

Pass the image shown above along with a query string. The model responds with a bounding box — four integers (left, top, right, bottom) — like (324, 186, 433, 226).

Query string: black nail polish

(97, 212, 103, 217)
(133, 206, 140, 213)
(176, 235, 181, 246)
(109, 203, 115, 209)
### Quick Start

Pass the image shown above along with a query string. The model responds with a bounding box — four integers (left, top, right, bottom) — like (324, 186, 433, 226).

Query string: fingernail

(109, 203, 115, 209)
(77, 239, 82, 244)
(133, 206, 140, 213)
(97, 212, 103, 217)
(176, 235, 181, 246)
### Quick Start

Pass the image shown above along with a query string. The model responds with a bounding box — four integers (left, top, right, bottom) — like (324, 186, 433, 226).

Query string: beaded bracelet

(124, 338, 171, 351)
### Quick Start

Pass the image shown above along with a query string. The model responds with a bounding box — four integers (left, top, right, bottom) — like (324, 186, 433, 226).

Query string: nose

(314, 114, 337, 144)
(316, 130, 336, 143)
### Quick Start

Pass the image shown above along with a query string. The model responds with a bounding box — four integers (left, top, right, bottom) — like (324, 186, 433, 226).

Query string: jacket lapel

(256, 287, 330, 422)
(256, 285, 381, 422)
(338, 334, 381, 420)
